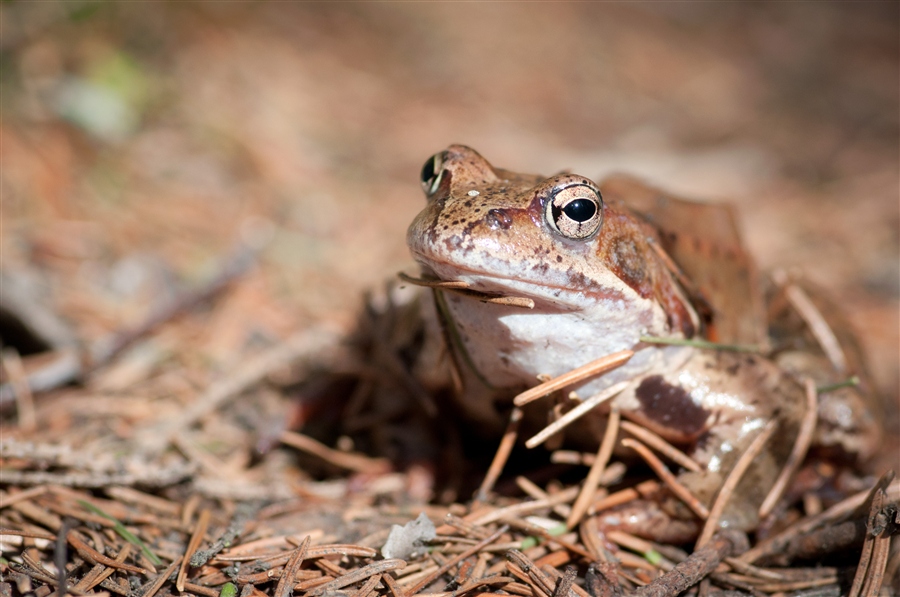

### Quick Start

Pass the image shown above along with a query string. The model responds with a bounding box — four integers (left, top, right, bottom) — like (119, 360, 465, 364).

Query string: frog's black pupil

(563, 198, 596, 222)
(421, 156, 436, 185)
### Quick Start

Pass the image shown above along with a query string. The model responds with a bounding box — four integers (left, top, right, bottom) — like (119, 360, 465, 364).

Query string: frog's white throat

(430, 267, 687, 394)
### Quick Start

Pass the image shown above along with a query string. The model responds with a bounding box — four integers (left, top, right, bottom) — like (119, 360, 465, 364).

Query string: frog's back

(599, 175, 766, 346)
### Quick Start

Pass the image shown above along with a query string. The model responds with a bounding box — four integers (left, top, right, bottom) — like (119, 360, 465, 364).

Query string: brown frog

(405, 145, 881, 539)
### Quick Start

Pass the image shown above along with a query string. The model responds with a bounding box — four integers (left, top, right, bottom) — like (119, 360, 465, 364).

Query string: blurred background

(2, 3, 898, 428)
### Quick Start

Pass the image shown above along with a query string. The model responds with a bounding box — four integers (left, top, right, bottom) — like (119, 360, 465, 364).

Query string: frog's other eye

(420, 152, 445, 196)
(545, 185, 603, 240)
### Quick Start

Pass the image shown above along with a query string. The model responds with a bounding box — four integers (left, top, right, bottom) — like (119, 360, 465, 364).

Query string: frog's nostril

(486, 208, 513, 230)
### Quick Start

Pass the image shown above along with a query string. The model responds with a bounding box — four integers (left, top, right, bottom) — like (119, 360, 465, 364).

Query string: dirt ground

(1, 3, 898, 596)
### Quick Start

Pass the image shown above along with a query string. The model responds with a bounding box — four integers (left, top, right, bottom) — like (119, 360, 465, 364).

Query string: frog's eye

(545, 185, 603, 240)
(420, 152, 445, 196)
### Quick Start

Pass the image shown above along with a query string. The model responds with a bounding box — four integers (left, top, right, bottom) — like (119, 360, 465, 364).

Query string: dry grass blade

(759, 377, 818, 518)
(621, 438, 709, 520)
(280, 430, 392, 473)
(514, 352, 633, 407)
(525, 381, 629, 448)
(475, 407, 522, 502)
(177, 509, 210, 591)
(619, 420, 700, 473)
(696, 421, 776, 549)
(567, 406, 620, 529)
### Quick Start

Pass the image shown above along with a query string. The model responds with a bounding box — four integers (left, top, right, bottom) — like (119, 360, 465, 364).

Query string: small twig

(181, 582, 220, 597)
(778, 276, 848, 373)
(525, 382, 629, 449)
(177, 509, 210, 591)
(54, 518, 73, 597)
(191, 503, 255, 567)
(72, 543, 133, 593)
(567, 406, 620, 529)
(141, 556, 182, 597)
(759, 378, 818, 518)
(399, 272, 535, 309)
(591, 480, 660, 513)
(849, 476, 894, 597)
(350, 574, 383, 597)
(618, 420, 700, 473)
(475, 407, 522, 503)
(275, 536, 311, 597)
(552, 566, 577, 597)
(469, 489, 579, 526)
(405, 525, 509, 595)
(631, 531, 749, 597)
(398, 273, 472, 290)
(621, 438, 709, 520)
(696, 421, 776, 549)
(516, 476, 572, 518)
(66, 530, 147, 574)
(605, 531, 673, 570)
(500, 517, 594, 560)
(506, 551, 557, 597)
(514, 352, 633, 407)
(309, 560, 408, 596)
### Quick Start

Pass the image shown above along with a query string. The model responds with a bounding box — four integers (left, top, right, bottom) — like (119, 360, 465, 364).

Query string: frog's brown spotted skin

(406, 145, 881, 540)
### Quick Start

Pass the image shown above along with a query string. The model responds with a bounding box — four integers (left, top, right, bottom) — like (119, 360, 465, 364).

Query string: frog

(404, 145, 882, 540)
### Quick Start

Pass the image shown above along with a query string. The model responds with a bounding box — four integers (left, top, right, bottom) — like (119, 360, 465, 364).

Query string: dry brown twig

(621, 438, 709, 520)
(525, 382, 630, 449)
(514, 352, 633, 407)
(567, 405, 621, 529)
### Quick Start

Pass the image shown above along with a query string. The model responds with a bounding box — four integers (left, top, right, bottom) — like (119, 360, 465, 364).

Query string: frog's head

(406, 145, 696, 338)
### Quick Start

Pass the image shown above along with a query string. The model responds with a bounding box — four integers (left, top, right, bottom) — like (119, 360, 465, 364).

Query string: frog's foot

(594, 496, 701, 545)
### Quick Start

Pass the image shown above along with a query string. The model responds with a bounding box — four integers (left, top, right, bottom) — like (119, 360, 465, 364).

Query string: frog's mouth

(398, 272, 536, 309)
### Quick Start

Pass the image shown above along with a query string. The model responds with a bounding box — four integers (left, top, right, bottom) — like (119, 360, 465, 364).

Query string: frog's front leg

(599, 349, 807, 539)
